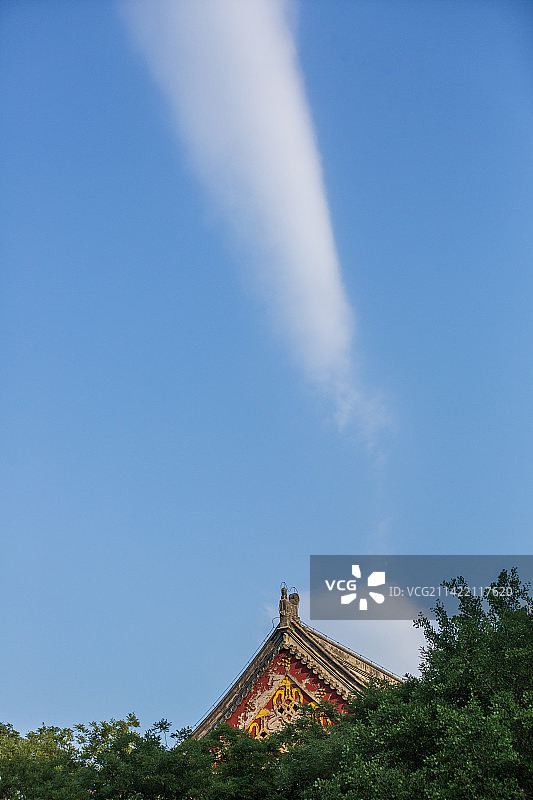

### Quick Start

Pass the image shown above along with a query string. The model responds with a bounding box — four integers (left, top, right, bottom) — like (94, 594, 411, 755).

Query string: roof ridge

(190, 623, 279, 732)
(295, 620, 402, 680)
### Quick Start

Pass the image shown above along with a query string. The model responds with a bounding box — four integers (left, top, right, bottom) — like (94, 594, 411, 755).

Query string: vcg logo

(325, 564, 386, 611)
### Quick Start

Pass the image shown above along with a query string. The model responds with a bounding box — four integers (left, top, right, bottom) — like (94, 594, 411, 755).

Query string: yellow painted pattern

(247, 676, 309, 739)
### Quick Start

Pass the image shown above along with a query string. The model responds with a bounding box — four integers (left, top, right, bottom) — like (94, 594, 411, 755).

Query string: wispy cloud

(121, 0, 388, 435)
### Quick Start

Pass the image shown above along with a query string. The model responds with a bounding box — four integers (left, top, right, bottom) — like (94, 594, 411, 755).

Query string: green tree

(307, 568, 533, 800)
(0, 721, 87, 800)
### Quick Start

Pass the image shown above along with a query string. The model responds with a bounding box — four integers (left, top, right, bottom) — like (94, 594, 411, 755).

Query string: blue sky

(2, 0, 532, 734)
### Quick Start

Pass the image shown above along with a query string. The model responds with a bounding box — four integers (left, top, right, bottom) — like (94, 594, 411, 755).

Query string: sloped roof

(191, 592, 399, 738)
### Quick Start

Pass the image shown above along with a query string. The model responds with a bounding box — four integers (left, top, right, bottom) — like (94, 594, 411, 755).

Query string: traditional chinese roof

(191, 587, 399, 738)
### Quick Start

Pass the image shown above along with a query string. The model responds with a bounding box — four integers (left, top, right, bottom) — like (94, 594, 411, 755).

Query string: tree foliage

(1, 569, 531, 799)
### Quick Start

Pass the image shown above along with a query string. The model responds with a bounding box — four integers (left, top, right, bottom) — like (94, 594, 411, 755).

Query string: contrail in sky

(121, 0, 387, 434)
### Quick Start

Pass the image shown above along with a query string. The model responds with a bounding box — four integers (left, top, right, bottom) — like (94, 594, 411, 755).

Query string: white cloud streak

(121, 0, 387, 433)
